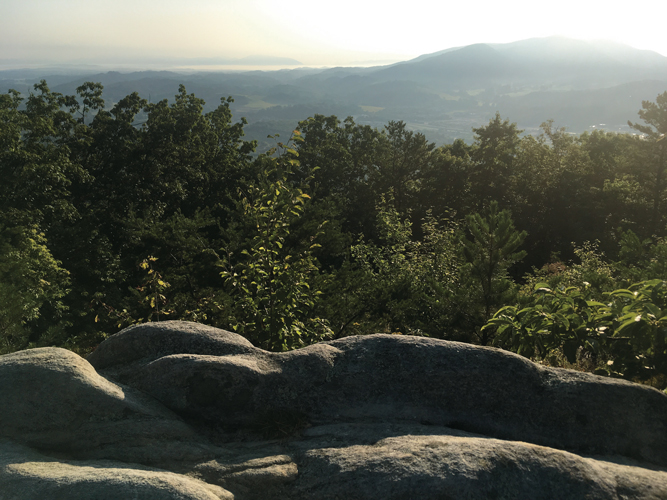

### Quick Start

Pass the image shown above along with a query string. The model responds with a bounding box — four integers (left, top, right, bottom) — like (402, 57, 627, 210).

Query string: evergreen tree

(628, 92, 667, 236)
(461, 201, 527, 344)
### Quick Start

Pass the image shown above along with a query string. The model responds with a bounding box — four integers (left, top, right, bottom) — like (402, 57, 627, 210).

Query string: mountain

(375, 43, 522, 85)
(370, 36, 667, 89)
(2, 36, 666, 148)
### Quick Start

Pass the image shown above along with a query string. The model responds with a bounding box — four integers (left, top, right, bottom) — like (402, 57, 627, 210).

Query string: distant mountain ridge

(2, 36, 666, 148)
(370, 36, 667, 88)
(376, 43, 522, 84)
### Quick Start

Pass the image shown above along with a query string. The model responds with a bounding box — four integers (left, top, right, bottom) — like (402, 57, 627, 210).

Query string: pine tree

(462, 201, 527, 344)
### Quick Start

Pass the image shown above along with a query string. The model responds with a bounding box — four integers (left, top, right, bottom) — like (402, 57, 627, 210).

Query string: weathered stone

(0, 347, 212, 464)
(191, 454, 298, 499)
(86, 320, 256, 382)
(0, 440, 232, 500)
(292, 432, 667, 500)
(94, 331, 667, 466)
(178, 422, 667, 500)
(4, 322, 667, 499)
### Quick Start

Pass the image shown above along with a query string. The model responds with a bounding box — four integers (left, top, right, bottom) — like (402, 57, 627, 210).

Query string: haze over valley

(3, 36, 667, 149)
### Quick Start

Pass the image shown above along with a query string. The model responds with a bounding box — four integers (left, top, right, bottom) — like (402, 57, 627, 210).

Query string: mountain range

(2, 36, 666, 148)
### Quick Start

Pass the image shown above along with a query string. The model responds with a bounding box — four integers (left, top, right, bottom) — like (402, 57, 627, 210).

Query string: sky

(1, 0, 667, 70)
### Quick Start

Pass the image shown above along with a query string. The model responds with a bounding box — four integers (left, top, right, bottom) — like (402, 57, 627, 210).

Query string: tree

(65, 85, 255, 344)
(0, 221, 69, 352)
(0, 81, 85, 226)
(0, 82, 83, 350)
(74, 82, 105, 124)
(628, 92, 667, 138)
(295, 114, 385, 240)
(343, 194, 460, 338)
(461, 202, 527, 344)
(372, 121, 435, 216)
(470, 112, 523, 206)
(628, 92, 667, 236)
(486, 283, 612, 365)
(220, 137, 331, 351)
(506, 121, 610, 272)
(420, 144, 471, 220)
(615, 230, 667, 285)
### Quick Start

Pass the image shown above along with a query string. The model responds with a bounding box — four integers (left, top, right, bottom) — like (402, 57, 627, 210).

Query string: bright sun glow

(1, 0, 666, 68)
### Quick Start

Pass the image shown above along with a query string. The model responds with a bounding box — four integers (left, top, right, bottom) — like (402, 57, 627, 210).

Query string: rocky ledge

(2, 320, 666, 499)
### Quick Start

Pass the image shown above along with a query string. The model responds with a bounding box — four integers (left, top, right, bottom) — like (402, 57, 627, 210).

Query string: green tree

(220, 137, 331, 351)
(371, 121, 435, 216)
(64, 85, 255, 344)
(614, 230, 667, 284)
(0, 81, 85, 226)
(606, 280, 667, 382)
(93, 256, 175, 330)
(420, 143, 471, 220)
(345, 194, 460, 338)
(506, 121, 605, 271)
(470, 112, 523, 206)
(295, 114, 386, 241)
(0, 82, 83, 350)
(628, 91, 667, 235)
(461, 201, 527, 344)
(0, 221, 69, 352)
(75, 82, 105, 124)
(486, 283, 612, 364)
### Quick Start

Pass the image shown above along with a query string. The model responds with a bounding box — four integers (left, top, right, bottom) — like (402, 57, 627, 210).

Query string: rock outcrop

(0, 440, 231, 500)
(2, 320, 667, 499)
(0, 346, 212, 464)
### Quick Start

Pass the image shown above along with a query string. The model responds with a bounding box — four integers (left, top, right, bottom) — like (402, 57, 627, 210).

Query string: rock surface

(86, 321, 256, 382)
(91, 323, 667, 466)
(2, 320, 667, 499)
(294, 429, 667, 500)
(0, 346, 213, 464)
(0, 440, 232, 500)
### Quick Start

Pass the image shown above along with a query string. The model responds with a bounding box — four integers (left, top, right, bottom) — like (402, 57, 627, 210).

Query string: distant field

(237, 95, 277, 111)
(360, 105, 384, 113)
(505, 90, 534, 97)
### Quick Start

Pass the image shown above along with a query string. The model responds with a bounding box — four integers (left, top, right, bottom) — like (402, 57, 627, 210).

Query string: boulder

(91, 326, 667, 466)
(3, 321, 667, 499)
(86, 321, 256, 382)
(0, 346, 212, 464)
(292, 430, 667, 500)
(178, 422, 667, 500)
(0, 440, 232, 500)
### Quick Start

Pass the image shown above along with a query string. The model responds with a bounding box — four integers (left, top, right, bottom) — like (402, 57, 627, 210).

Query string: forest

(1, 81, 667, 388)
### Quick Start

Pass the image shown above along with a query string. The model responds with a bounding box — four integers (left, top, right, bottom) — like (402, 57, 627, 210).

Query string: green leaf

(645, 303, 661, 318)
(608, 289, 635, 298)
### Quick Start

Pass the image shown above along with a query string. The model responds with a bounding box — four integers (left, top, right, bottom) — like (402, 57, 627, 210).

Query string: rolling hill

(2, 36, 666, 147)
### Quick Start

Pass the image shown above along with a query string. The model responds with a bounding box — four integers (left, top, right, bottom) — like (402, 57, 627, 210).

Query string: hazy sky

(2, 0, 666, 69)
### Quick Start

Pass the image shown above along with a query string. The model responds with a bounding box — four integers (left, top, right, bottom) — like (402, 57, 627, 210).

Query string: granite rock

(3, 321, 667, 499)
